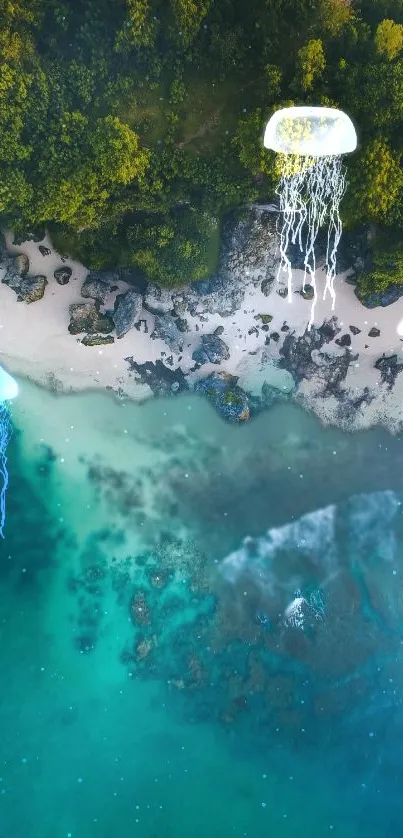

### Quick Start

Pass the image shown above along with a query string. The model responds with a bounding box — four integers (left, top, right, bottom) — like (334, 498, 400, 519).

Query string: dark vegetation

(1, 0, 403, 290)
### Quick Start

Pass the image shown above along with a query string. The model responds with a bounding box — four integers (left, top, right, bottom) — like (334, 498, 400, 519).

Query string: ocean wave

(219, 490, 401, 628)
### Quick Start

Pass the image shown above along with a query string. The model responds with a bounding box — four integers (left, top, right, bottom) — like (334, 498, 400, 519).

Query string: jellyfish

(0, 366, 18, 538)
(264, 106, 357, 328)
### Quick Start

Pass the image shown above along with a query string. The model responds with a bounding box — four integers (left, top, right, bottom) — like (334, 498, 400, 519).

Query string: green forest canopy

(1, 0, 403, 290)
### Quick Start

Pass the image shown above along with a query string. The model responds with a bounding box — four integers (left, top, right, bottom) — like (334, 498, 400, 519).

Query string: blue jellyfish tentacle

(0, 401, 12, 539)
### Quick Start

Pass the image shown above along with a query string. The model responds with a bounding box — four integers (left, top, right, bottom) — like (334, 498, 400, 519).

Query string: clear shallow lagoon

(1, 380, 403, 838)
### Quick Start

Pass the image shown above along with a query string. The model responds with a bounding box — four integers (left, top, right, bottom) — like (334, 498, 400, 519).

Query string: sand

(1, 229, 403, 431)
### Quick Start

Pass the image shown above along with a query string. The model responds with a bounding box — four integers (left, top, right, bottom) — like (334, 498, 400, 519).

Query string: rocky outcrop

(2, 259, 47, 302)
(143, 283, 173, 315)
(355, 283, 403, 309)
(2, 263, 25, 293)
(125, 357, 189, 396)
(279, 320, 337, 383)
(81, 271, 119, 304)
(18, 275, 48, 303)
(12, 228, 45, 245)
(112, 289, 143, 338)
(151, 314, 183, 353)
(68, 303, 114, 335)
(195, 372, 250, 422)
(81, 334, 115, 347)
(54, 266, 72, 285)
(192, 333, 230, 365)
(374, 355, 403, 389)
(14, 253, 29, 277)
(300, 284, 314, 300)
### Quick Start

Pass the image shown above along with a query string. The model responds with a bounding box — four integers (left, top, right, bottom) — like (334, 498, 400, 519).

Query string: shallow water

(1, 379, 403, 838)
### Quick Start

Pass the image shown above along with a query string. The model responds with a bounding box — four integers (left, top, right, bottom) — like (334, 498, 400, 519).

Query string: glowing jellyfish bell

(0, 366, 18, 401)
(264, 106, 357, 328)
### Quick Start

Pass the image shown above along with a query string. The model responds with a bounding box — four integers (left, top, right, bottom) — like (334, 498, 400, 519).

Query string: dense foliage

(1, 0, 403, 289)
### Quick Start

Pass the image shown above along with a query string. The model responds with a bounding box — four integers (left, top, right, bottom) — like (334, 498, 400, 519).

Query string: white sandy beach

(1, 228, 403, 431)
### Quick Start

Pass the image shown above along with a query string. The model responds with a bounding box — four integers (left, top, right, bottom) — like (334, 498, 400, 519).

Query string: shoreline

(1, 214, 403, 433)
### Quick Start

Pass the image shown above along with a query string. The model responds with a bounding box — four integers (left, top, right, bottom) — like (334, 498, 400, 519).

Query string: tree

(316, 0, 355, 37)
(233, 109, 276, 180)
(127, 208, 220, 285)
(375, 18, 403, 60)
(344, 138, 403, 226)
(115, 0, 157, 51)
(168, 0, 212, 47)
(32, 112, 150, 228)
(295, 39, 326, 91)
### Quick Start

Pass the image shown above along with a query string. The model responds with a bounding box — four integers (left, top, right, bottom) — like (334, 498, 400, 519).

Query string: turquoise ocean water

(1, 378, 403, 838)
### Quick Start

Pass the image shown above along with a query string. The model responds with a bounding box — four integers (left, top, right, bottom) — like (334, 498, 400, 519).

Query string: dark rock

(318, 319, 340, 342)
(143, 283, 173, 315)
(113, 289, 143, 338)
(81, 271, 112, 305)
(14, 253, 29, 276)
(335, 333, 352, 348)
(349, 386, 375, 410)
(134, 319, 149, 334)
(279, 318, 354, 388)
(335, 223, 373, 276)
(261, 325, 270, 332)
(2, 264, 23, 293)
(38, 245, 52, 257)
(214, 325, 224, 336)
(81, 334, 115, 347)
(171, 294, 188, 316)
(68, 303, 114, 335)
(285, 227, 328, 271)
(18, 274, 48, 303)
(368, 327, 380, 338)
(300, 284, 314, 301)
(124, 358, 189, 397)
(176, 317, 189, 333)
(54, 266, 72, 285)
(151, 314, 182, 353)
(281, 324, 289, 332)
(192, 334, 230, 365)
(248, 326, 259, 337)
(277, 287, 288, 298)
(254, 313, 273, 324)
(374, 355, 403, 388)
(261, 277, 274, 296)
(323, 350, 359, 396)
(349, 325, 361, 335)
(12, 228, 45, 245)
(195, 372, 250, 423)
(355, 283, 403, 309)
(270, 332, 280, 342)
